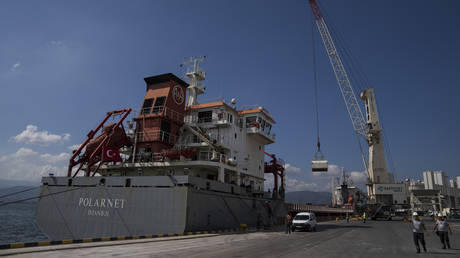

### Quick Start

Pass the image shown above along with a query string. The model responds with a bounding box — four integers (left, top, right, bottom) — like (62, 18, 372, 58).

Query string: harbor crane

(309, 0, 393, 203)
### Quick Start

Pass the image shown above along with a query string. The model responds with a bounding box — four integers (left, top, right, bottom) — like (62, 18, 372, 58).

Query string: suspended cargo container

(312, 160, 328, 172)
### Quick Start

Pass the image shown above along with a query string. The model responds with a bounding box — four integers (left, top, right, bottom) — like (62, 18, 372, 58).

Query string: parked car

(292, 212, 317, 232)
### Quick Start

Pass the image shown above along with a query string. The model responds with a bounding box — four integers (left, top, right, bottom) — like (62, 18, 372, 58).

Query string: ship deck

(3, 219, 460, 257)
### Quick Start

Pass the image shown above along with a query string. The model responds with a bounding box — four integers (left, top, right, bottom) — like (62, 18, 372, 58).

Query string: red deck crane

(68, 108, 132, 178)
(264, 152, 285, 199)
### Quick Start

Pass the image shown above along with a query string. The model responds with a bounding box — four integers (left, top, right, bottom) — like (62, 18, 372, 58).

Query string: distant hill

(285, 190, 331, 205)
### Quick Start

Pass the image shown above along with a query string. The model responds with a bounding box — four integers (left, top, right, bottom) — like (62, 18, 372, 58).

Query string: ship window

(125, 178, 131, 187)
(141, 98, 154, 114)
(199, 151, 210, 161)
(246, 116, 256, 128)
(228, 114, 233, 123)
(198, 111, 212, 123)
(265, 123, 272, 135)
(152, 96, 166, 113)
(161, 120, 171, 132)
(234, 133, 237, 139)
(161, 121, 171, 142)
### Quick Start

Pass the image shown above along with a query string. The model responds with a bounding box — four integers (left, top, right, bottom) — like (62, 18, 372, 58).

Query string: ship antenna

(181, 56, 206, 107)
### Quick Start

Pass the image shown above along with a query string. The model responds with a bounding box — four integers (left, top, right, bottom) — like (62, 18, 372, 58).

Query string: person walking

(433, 216, 452, 249)
(346, 213, 350, 223)
(285, 213, 292, 234)
(362, 212, 366, 223)
(411, 212, 428, 253)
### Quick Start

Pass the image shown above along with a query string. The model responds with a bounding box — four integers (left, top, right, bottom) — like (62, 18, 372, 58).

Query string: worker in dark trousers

(433, 216, 452, 249)
(411, 212, 428, 253)
(285, 213, 292, 234)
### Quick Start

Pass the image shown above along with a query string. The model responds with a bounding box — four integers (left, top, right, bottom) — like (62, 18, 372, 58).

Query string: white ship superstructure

(36, 57, 286, 240)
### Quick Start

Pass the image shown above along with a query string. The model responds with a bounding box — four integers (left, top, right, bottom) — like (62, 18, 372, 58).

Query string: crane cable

(0, 187, 82, 207)
(311, 10, 323, 160)
(0, 186, 39, 200)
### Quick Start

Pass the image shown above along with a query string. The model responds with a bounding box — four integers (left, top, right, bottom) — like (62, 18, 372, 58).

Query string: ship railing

(162, 107, 184, 123)
(136, 130, 177, 145)
(181, 133, 232, 148)
(246, 125, 275, 141)
(140, 107, 184, 123)
(134, 152, 165, 163)
(184, 115, 232, 127)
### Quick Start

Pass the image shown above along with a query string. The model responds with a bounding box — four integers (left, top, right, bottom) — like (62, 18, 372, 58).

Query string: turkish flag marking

(103, 147, 123, 162)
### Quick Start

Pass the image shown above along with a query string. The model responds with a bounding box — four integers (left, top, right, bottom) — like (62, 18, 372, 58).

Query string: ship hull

(36, 176, 285, 240)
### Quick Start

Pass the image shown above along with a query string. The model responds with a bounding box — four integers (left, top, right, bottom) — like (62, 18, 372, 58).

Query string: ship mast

(180, 56, 207, 107)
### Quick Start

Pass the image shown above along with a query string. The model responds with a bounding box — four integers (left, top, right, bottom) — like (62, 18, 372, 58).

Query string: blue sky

(0, 0, 459, 191)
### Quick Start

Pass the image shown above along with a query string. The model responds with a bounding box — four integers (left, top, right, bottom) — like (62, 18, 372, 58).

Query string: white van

(292, 212, 317, 232)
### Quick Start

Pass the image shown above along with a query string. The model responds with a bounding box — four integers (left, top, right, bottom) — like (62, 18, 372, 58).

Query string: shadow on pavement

(427, 252, 458, 255)
(315, 224, 371, 232)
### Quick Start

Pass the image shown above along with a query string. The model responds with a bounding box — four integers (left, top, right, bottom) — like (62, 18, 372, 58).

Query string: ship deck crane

(264, 152, 286, 200)
(308, 0, 392, 202)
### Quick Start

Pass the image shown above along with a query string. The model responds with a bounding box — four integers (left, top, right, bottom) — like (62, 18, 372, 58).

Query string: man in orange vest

(285, 213, 292, 234)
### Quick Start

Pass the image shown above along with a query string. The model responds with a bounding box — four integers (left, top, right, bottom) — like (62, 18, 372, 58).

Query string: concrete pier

(2, 220, 460, 257)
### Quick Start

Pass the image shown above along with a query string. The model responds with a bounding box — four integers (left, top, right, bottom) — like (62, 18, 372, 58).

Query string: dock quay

(2, 219, 460, 257)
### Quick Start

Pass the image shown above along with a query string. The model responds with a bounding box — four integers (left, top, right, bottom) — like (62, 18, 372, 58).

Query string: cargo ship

(36, 57, 287, 240)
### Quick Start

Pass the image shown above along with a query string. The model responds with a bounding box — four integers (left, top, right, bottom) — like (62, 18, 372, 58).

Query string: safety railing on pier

(285, 203, 353, 214)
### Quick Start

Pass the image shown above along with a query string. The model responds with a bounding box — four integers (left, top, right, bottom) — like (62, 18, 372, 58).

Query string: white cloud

(0, 148, 68, 181)
(285, 178, 320, 192)
(68, 144, 81, 151)
(312, 164, 341, 177)
(264, 174, 325, 192)
(40, 153, 70, 163)
(0, 148, 37, 162)
(284, 163, 301, 173)
(50, 40, 64, 47)
(11, 61, 21, 72)
(12, 125, 70, 146)
(12, 147, 38, 158)
(350, 171, 368, 185)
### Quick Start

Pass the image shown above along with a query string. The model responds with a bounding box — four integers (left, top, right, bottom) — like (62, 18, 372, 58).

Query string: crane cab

(312, 160, 328, 172)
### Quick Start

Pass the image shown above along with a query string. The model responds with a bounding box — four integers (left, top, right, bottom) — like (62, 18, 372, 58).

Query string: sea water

(0, 202, 48, 244)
